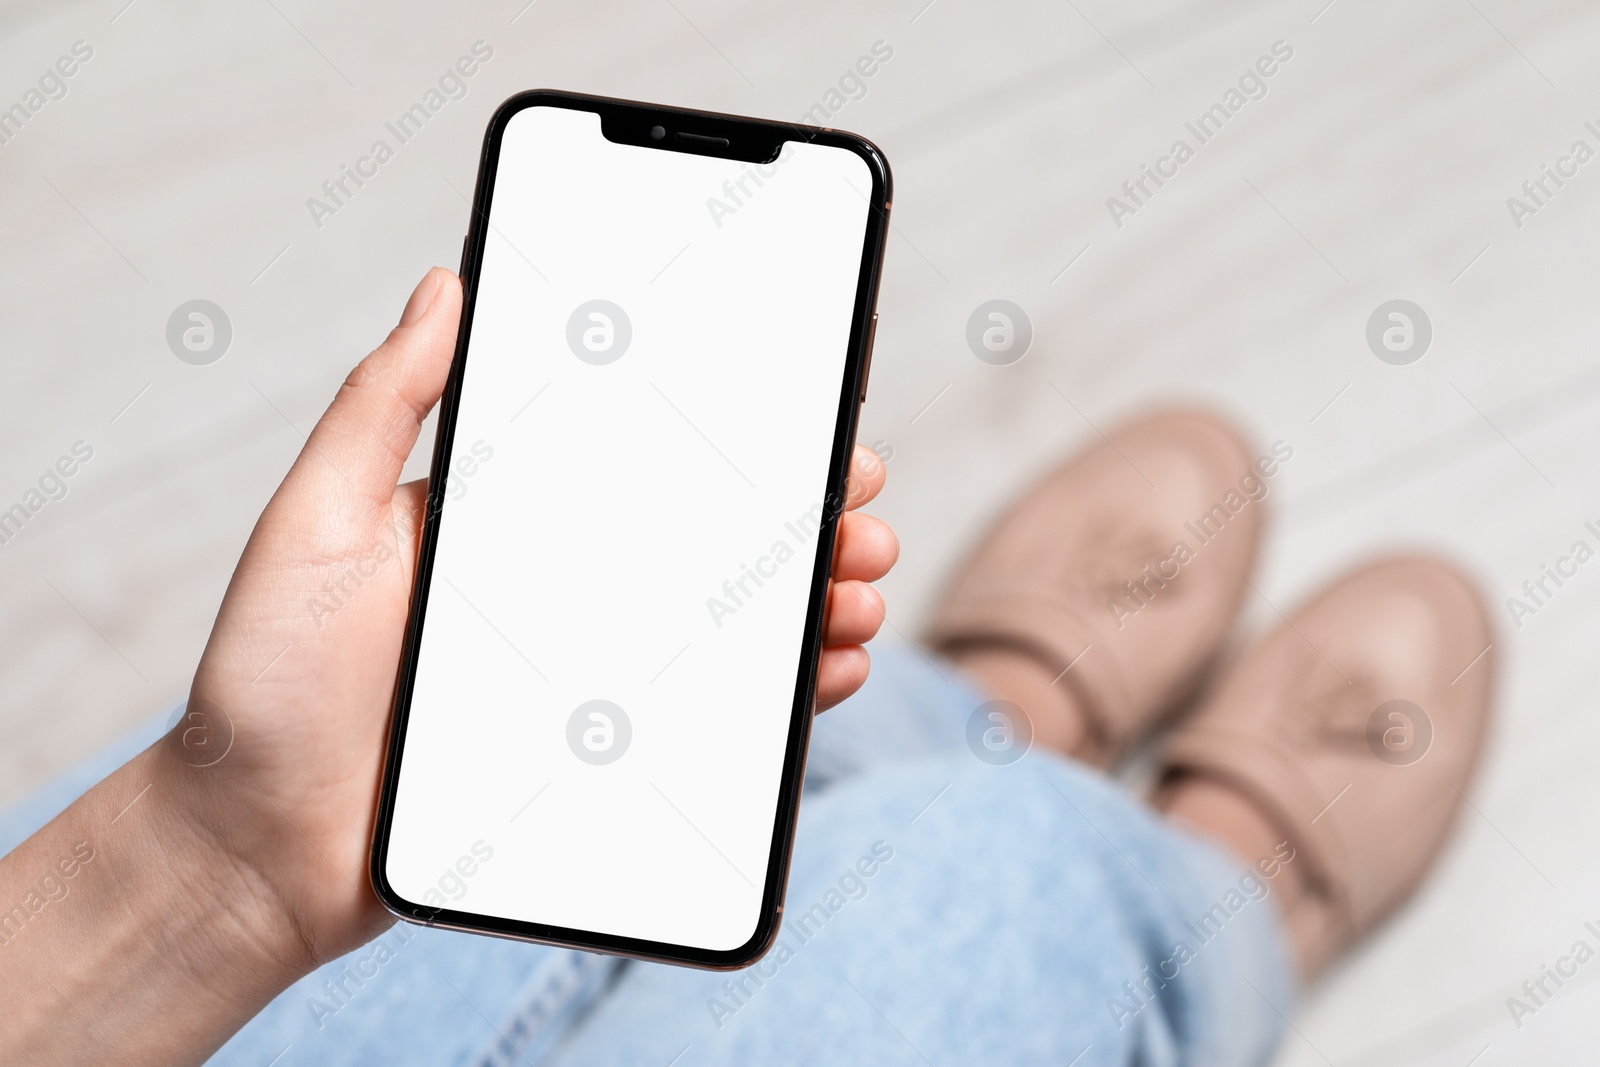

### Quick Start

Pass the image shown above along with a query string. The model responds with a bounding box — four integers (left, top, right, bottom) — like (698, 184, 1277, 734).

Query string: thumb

(283, 267, 462, 513)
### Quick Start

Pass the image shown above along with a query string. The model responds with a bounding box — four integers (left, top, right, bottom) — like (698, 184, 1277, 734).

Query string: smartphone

(369, 90, 890, 969)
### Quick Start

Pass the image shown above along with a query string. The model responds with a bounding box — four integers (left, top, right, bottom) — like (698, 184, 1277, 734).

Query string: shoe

(1155, 556, 1495, 974)
(926, 409, 1272, 766)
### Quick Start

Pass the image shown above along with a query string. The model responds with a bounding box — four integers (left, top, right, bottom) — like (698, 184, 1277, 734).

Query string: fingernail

(399, 269, 444, 328)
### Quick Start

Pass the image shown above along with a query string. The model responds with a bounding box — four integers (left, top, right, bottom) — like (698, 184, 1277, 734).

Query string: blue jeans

(0, 641, 1294, 1066)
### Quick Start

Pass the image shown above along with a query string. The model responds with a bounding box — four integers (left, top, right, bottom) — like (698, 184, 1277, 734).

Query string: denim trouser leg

(539, 643, 1297, 1067)
(0, 640, 1294, 1066)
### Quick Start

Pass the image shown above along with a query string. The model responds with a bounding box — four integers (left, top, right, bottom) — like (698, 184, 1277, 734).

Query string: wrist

(152, 699, 394, 973)
(145, 734, 321, 987)
(0, 739, 318, 1065)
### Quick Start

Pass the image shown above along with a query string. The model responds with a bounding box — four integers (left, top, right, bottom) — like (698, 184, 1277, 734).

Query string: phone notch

(599, 106, 782, 164)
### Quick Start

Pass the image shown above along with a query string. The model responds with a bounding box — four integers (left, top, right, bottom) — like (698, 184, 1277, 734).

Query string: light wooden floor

(3, 0, 1598, 1061)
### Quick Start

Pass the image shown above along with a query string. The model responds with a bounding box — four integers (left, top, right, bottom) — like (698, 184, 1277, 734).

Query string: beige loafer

(1155, 556, 1495, 975)
(926, 409, 1276, 765)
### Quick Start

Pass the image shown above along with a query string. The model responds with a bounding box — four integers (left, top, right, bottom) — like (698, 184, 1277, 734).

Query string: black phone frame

(368, 89, 892, 970)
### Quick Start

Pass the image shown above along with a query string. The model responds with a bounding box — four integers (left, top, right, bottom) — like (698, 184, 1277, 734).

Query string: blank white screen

(385, 104, 871, 952)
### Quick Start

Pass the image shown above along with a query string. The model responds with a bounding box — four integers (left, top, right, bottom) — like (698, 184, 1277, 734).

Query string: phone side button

(859, 312, 878, 403)
(459, 235, 469, 278)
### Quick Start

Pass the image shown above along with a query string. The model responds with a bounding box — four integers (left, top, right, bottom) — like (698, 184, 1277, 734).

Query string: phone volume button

(860, 312, 878, 403)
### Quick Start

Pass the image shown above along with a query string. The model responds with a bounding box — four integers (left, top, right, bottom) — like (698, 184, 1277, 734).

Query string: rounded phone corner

(368, 848, 434, 930)
(834, 131, 894, 206)
(697, 904, 786, 972)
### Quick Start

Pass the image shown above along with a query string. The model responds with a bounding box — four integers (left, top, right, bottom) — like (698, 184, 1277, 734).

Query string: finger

(814, 645, 870, 712)
(842, 443, 887, 511)
(286, 268, 462, 510)
(832, 512, 898, 583)
(823, 580, 886, 646)
(391, 478, 430, 541)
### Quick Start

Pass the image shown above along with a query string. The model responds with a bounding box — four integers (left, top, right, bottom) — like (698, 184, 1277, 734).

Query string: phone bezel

(368, 89, 892, 970)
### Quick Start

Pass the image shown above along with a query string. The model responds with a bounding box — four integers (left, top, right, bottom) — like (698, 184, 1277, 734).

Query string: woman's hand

(0, 268, 897, 1066)
(181, 265, 898, 961)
